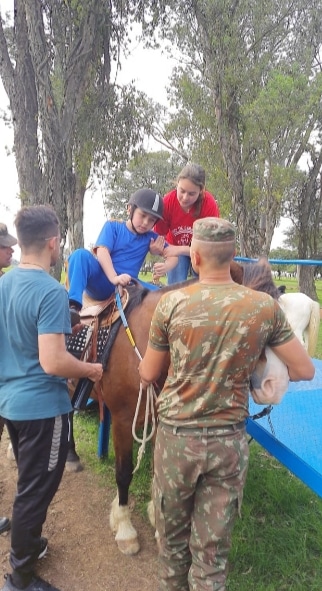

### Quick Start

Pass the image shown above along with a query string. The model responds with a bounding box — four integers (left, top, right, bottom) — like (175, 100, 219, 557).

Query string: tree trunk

(67, 170, 86, 252)
(296, 150, 322, 299)
(298, 266, 317, 300)
(0, 1, 43, 204)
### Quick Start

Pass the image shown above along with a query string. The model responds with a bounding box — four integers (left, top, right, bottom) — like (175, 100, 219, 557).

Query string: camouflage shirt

(148, 282, 294, 427)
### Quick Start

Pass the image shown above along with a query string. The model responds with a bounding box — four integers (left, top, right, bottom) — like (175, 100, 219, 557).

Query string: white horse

(250, 292, 320, 405)
(278, 292, 320, 356)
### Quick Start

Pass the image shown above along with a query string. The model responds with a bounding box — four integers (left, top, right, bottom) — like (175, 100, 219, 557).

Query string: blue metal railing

(235, 257, 322, 266)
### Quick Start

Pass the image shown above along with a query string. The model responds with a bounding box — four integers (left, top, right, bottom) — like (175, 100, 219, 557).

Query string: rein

(248, 404, 275, 441)
(115, 286, 158, 473)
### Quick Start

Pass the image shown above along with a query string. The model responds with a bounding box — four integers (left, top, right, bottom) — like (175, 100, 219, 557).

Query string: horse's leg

(65, 411, 83, 473)
(109, 420, 140, 555)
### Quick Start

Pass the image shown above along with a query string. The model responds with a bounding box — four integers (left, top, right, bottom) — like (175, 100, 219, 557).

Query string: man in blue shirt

(0, 206, 103, 591)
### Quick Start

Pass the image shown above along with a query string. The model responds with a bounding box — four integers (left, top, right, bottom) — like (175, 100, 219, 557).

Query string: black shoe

(69, 307, 81, 328)
(37, 537, 48, 560)
(0, 517, 10, 535)
(1, 574, 61, 591)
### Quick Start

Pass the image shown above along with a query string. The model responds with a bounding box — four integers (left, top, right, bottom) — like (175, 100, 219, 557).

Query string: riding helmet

(128, 189, 164, 220)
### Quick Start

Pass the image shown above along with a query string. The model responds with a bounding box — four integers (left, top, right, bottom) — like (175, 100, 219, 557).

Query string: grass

(73, 275, 322, 590)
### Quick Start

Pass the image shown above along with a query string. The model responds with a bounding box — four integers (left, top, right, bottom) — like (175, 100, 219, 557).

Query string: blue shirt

(0, 268, 73, 420)
(94, 220, 159, 278)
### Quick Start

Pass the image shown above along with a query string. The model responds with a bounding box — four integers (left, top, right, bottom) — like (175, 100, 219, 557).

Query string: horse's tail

(307, 300, 320, 356)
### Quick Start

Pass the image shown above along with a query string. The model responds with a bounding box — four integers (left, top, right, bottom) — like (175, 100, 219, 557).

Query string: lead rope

(115, 286, 158, 473)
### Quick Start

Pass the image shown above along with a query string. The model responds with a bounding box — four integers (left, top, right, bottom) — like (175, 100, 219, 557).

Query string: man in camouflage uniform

(139, 217, 314, 591)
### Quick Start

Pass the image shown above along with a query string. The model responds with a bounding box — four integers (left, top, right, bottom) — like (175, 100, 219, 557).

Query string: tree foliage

(143, 0, 322, 263)
(104, 150, 181, 219)
(0, 1, 155, 276)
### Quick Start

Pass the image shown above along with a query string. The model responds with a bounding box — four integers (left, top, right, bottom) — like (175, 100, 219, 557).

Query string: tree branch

(0, 12, 15, 102)
(61, 0, 106, 141)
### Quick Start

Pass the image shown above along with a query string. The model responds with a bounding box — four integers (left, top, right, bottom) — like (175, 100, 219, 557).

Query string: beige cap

(0, 223, 17, 247)
(193, 217, 235, 242)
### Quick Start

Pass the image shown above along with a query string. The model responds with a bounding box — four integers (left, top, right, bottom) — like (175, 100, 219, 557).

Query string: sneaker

(37, 537, 48, 560)
(0, 517, 10, 535)
(1, 574, 61, 591)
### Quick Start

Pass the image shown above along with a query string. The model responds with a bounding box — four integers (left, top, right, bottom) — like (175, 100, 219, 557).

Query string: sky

(0, 1, 288, 252)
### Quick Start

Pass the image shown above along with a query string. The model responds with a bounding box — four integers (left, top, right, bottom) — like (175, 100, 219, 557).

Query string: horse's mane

(241, 258, 280, 300)
(127, 264, 280, 308)
(126, 277, 198, 304)
(126, 283, 150, 309)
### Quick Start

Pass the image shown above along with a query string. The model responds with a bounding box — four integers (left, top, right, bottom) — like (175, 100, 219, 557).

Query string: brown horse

(66, 282, 176, 555)
(65, 258, 317, 555)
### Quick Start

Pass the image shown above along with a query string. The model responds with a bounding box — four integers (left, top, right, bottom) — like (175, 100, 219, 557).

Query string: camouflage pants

(153, 422, 249, 591)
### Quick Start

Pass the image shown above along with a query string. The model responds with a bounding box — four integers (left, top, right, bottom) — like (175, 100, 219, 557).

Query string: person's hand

(111, 273, 132, 287)
(150, 235, 165, 256)
(153, 262, 167, 278)
(87, 363, 104, 382)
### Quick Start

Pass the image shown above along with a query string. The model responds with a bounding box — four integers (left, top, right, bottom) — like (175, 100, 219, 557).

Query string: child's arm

(96, 246, 132, 287)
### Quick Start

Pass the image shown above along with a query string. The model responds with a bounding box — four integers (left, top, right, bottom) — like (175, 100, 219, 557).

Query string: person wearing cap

(139, 217, 314, 591)
(0, 223, 17, 277)
(153, 163, 220, 284)
(67, 188, 178, 311)
(0, 223, 16, 537)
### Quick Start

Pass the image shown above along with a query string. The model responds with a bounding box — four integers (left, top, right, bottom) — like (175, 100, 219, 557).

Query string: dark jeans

(5, 415, 69, 582)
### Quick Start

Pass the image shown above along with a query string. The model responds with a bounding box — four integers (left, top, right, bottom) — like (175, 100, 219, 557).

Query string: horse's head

(232, 257, 280, 300)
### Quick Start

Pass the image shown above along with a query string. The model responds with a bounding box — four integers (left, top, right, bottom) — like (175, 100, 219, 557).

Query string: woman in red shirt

(154, 163, 220, 283)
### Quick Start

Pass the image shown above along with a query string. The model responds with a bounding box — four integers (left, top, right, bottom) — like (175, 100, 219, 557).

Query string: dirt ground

(0, 430, 158, 591)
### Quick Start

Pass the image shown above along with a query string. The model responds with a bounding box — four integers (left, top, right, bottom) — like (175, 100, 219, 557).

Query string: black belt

(159, 421, 245, 436)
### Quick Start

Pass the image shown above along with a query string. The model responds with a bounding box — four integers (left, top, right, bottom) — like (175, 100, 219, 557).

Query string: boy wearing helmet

(67, 189, 178, 312)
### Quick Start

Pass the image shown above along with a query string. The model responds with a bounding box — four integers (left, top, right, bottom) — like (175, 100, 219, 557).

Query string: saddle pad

(66, 289, 129, 360)
(66, 325, 112, 361)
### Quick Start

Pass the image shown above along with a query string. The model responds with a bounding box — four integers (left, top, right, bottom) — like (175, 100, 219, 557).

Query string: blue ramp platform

(247, 358, 322, 497)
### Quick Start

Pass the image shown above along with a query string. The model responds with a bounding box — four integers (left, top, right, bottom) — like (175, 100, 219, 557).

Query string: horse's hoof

(65, 449, 83, 472)
(110, 497, 140, 554)
(64, 459, 84, 473)
(116, 535, 140, 555)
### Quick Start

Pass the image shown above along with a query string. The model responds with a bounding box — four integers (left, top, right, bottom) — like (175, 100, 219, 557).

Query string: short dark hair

(15, 205, 59, 248)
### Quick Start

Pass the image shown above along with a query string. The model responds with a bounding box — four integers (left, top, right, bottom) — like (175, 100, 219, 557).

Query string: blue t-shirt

(0, 268, 73, 420)
(94, 220, 160, 278)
